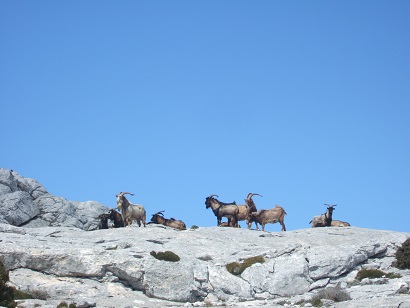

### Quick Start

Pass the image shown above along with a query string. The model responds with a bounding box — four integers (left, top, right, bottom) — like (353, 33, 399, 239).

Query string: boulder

(0, 191, 39, 226)
(0, 169, 110, 230)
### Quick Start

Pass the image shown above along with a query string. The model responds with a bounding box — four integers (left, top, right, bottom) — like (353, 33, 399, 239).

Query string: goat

(108, 209, 124, 228)
(309, 204, 336, 227)
(330, 219, 351, 227)
(237, 193, 261, 229)
(150, 210, 186, 230)
(98, 213, 110, 229)
(116, 192, 146, 227)
(205, 194, 239, 227)
(246, 205, 287, 231)
(219, 217, 240, 227)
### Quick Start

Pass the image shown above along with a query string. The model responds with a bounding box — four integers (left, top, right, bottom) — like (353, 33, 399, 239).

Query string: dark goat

(98, 213, 110, 229)
(205, 194, 239, 227)
(310, 204, 336, 227)
(108, 209, 124, 228)
(150, 210, 186, 230)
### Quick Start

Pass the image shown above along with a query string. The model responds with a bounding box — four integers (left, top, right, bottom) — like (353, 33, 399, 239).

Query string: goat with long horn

(205, 194, 239, 227)
(116, 192, 146, 227)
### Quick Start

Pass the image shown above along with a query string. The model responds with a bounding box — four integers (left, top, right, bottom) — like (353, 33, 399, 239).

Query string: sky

(1, 1, 409, 232)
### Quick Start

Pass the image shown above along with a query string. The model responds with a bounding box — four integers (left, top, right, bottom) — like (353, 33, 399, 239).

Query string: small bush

(226, 255, 265, 276)
(310, 297, 323, 307)
(191, 225, 199, 230)
(356, 268, 401, 281)
(310, 286, 351, 304)
(0, 260, 16, 308)
(13, 288, 33, 300)
(393, 238, 410, 269)
(150, 250, 180, 262)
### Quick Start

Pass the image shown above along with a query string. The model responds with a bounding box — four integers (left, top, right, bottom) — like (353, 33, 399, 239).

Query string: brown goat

(150, 210, 186, 230)
(330, 220, 351, 227)
(219, 217, 240, 227)
(246, 205, 287, 231)
(240, 193, 262, 229)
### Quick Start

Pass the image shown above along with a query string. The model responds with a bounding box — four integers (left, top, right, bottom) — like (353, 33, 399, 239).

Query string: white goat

(116, 192, 146, 227)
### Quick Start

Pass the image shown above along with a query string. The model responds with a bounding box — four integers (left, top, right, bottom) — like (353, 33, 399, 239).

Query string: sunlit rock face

(1, 224, 409, 307)
(0, 168, 409, 307)
(0, 168, 109, 230)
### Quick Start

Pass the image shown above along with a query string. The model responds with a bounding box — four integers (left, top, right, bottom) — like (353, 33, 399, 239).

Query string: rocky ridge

(1, 168, 410, 307)
(1, 224, 410, 307)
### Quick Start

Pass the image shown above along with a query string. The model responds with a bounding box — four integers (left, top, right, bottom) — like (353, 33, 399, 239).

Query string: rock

(309, 278, 330, 291)
(0, 191, 39, 225)
(0, 168, 110, 230)
(242, 252, 311, 296)
(0, 169, 17, 193)
(1, 223, 410, 307)
(0, 169, 47, 198)
(1, 169, 410, 307)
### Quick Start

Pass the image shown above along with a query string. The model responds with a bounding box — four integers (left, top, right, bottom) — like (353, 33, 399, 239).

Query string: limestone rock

(1, 168, 410, 307)
(0, 168, 109, 230)
(1, 224, 410, 307)
(0, 191, 39, 225)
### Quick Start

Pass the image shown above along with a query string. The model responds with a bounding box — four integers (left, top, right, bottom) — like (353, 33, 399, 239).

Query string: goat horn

(152, 210, 165, 216)
(120, 192, 134, 196)
(247, 193, 262, 199)
(208, 194, 219, 198)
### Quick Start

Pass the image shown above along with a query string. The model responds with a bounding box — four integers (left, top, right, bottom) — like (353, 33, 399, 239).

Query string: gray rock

(1, 224, 410, 307)
(0, 168, 18, 193)
(242, 252, 311, 296)
(0, 168, 110, 230)
(0, 168, 47, 198)
(309, 277, 330, 291)
(0, 191, 39, 225)
(1, 169, 410, 307)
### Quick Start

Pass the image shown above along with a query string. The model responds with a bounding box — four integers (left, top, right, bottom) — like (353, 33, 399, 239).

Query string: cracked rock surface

(1, 224, 410, 307)
(1, 168, 409, 307)
(0, 168, 109, 230)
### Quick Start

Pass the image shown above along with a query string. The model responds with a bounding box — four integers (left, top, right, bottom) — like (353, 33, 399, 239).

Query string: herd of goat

(98, 192, 351, 231)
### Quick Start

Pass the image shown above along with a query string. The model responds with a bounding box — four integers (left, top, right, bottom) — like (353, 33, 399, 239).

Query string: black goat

(108, 209, 124, 228)
(98, 213, 110, 229)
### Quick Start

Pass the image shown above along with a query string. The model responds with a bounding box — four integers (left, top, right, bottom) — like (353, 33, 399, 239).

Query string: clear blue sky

(1, 1, 409, 232)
